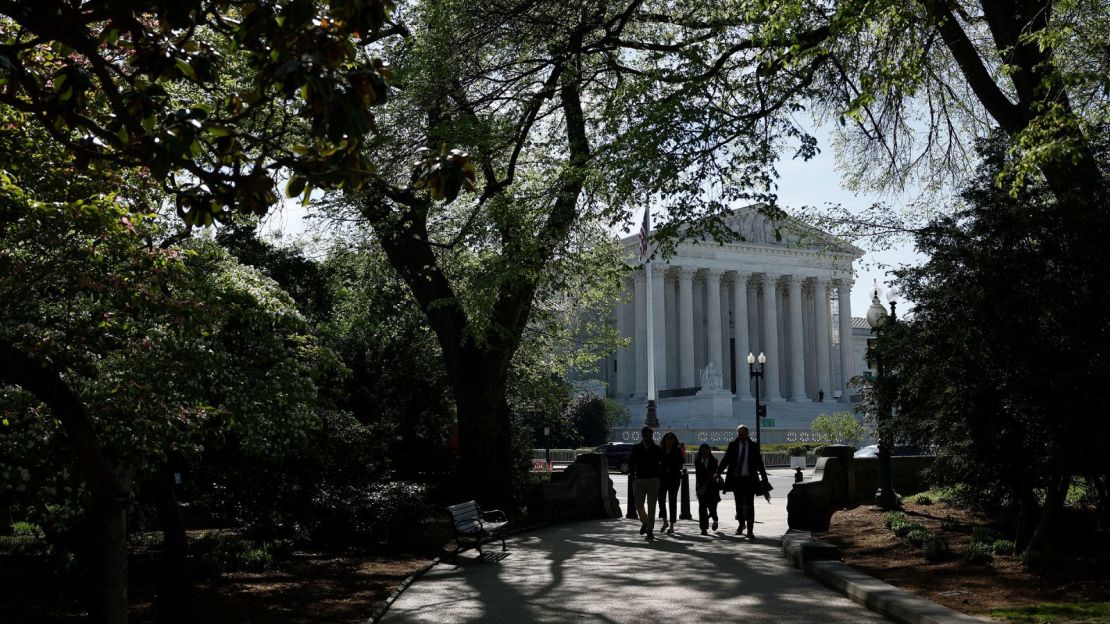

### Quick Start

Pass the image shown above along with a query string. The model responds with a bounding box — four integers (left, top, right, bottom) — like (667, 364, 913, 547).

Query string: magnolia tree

(0, 177, 332, 620)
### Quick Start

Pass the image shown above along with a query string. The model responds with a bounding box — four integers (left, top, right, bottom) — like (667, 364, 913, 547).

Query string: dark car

(581, 442, 635, 474)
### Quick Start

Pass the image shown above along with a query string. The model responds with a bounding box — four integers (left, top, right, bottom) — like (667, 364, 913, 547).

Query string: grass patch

(991, 601, 1110, 623)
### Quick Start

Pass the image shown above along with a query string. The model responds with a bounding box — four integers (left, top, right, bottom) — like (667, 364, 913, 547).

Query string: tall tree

(883, 131, 1110, 552)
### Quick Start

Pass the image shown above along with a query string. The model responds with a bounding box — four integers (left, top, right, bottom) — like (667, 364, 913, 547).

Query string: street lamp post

(747, 352, 767, 443)
(866, 281, 900, 509)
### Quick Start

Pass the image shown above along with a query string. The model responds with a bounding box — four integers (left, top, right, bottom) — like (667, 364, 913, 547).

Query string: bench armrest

(481, 509, 508, 523)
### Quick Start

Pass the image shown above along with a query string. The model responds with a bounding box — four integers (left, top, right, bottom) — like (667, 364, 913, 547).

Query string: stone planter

(790, 455, 807, 470)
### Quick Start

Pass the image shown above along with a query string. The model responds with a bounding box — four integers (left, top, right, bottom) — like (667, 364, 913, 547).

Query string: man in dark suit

(715, 425, 768, 538)
(628, 426, 663, 541)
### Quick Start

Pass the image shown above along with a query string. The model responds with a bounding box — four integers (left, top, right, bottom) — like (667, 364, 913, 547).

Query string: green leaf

(285, 175, 307, 198)
(174, 58, 196, 80)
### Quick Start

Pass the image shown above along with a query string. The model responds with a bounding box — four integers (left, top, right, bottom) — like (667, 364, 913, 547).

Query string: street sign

(761, 418, 775, 427)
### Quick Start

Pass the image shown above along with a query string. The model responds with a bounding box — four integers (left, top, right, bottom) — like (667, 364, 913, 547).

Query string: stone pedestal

(527, 453, 621, 523)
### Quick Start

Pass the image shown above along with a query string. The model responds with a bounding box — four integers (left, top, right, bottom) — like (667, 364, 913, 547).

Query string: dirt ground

(0, 550, 430, 623)
(139, 553, 430, 624)
(815, 500, 1110, 620)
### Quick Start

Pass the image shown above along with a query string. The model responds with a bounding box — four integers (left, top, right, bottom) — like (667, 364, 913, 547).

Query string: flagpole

(642, 210, 659, 428)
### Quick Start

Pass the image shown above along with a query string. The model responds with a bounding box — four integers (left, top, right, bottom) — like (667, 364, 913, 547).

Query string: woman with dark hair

(694, 443, 720, 535)
(657, 431, 684, 534)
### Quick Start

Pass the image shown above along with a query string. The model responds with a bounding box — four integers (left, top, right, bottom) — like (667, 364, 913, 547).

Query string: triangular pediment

(693, 205, 862, 256)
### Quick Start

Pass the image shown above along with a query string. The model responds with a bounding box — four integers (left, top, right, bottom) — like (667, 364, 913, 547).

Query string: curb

(367, 556, 440, 624)
(781, 531, 990, 624)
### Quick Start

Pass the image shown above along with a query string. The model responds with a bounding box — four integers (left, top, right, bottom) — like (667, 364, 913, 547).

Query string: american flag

(638, 207, 650, 261)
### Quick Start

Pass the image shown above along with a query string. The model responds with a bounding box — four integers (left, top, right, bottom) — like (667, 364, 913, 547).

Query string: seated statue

(701, 362, 723, 391)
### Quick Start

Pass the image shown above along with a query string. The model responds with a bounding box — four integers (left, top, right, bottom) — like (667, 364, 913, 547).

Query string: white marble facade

(602, 206, 864, 429)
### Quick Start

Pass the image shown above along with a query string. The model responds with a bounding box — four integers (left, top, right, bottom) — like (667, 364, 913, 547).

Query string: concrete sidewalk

(382, 492, 891, 623)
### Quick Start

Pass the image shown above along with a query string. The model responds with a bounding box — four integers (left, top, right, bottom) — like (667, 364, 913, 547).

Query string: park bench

(446, 500, 508, 561)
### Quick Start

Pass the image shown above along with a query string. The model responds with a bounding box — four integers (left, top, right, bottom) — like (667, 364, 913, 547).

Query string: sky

(260, 128, 925, 320)
(772, 130, 924, 317)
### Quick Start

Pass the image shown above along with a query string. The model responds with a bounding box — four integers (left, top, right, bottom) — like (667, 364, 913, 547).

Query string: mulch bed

(815, 500, 1110, 618)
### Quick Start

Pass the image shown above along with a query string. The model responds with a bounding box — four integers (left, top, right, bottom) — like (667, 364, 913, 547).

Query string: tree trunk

(453, 359, 516, 508)
(1014, 474, 1039, 552)
(1027, 472, 1071, 554)
(87, 491, 130, 624)
(152, 468, 192, 622)
(0, 340, 131, 623)
(0, 499, 12, 536)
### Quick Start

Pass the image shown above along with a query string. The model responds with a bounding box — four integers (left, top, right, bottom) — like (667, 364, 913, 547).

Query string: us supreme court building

(594, 206, 875, 440)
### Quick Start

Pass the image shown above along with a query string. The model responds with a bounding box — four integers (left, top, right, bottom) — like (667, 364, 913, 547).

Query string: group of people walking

(628, 424, 769, 541)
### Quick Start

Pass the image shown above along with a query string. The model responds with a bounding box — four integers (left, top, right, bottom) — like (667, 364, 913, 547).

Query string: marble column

(705, 269, 724, 386)
(651, 267, 667, 393)
(813, 278, 833, 402)
(731, 271, 752, 399)
(616, 282, 633, 396)
(664, 272, 678, 389)
(677, 266, 697, 388)
(633, 270, 646, 397)
(761, 272, 782, 400)
(837, 278, 855, 400)
(787, 275, 808, 401)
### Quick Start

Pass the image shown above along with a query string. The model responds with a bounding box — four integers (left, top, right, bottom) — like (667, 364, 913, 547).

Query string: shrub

(991, 539, 1015, 556)
(906, 528, 933, 548)
(913, 494, 933, 505)
(309, 480, 431, 548)
(11, 521, 43, 538)
(940, 515, 959, 531)
(971, 527, 1000, 544)
(923, 536, 951, 562)
(191, 532, 277, 577)
(0, 532, 51, 550)
(563, 394, 629, 447)
(788, 445, 809, 457)
(892, 519, 923, 538)
(966, 540, 994, 563)
(809, 412, 864, 446)
(883, 511, 905, 529)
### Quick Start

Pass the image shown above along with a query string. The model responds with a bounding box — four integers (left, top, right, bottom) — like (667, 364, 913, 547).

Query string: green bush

(883, 511, 905, 529)
(0, 535, 41, 554)
(809, 412, 864, 446)
(966, 540, 994, 563)
(906, 528, 933, 547)
(971, 526, 1000, 544)
(913, 494, 933, 505)
(191, 532, 277, 576)
(939, 515, 959, 531)
(892, 518, 924, 538)
(923, 536, 951, 562)
(11, 521, 43, 538)
(309, 480, 431, 548)
(991, 539, 1015, 556)
(563, 394, 630, 447)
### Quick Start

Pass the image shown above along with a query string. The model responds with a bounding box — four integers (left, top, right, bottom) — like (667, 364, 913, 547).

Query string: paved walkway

(383, 471, 890, 623)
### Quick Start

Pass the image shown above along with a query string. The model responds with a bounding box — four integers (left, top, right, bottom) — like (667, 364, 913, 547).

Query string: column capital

(704, 267, 725, 282)
(731, 270, 752, 287)
(812, 276, 832, 289)
(676, 265, 699, 280)
(784, 273, 805, 288)
(834, 277, 854, 291)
